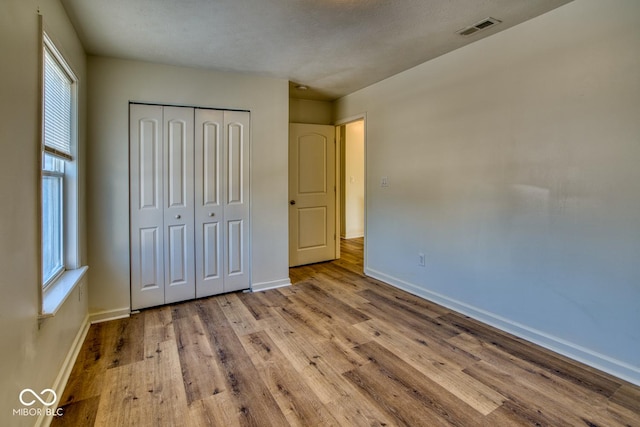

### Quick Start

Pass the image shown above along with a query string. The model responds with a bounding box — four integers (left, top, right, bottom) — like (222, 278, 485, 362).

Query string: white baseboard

(89, 307, 131, 324)
(37, 314, 91, 427)
(365, 267, 640, 387)
(251, 278, 291, 292)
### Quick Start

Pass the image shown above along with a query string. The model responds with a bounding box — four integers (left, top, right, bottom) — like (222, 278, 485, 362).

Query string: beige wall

(336, 0, 640, 384)
(87, 57, 290, 314)
(289, 98, 334, 125)
(0, 0, 89, 424)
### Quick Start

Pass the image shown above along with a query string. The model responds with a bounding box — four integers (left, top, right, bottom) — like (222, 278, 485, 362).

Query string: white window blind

(43, 46, 72, 160)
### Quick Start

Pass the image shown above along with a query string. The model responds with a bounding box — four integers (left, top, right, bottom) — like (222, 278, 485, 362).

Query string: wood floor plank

(449, 331, 618, 418)
(611, 383, 640, 413)
(270, 294, 334, 342)
(274, 280, 371, 377)
(188, 393, 242, 427)
(356, 312, 481, 371)
(323, 396, 393, 427)
(142, 340, 190, 426)
(606, 400, 640, 427)
(309, 262, 369, 291)
(354, 319, 506, 416)
(51, 396, 100, 427)
(91, 361, 139, 427)
(106, 313, 145, 369)
(195, 298, 290, 426)
(58, 323, 108, 405)
(453, 334, 610, 412)
(93, 339, 189, 427)
(355, 318, 474, 371)
(484, 398, 565, 426)
(302, 273, 372, 307)
(240, 330, 340, 426)
(282, 287, 373, 359)
(449, 332, 634, 427)
(358, 279, 450, 319)
(311, 334, 370, 374)
(236, 290, 276, 322)
(293, 281, 371, 325)
(344, 362, 451, 427)
(217, 292, 264, 336)
(263, 312, 358, 404)
(441, 311, 622, 398)
(358, 288, 461, 341)
(170, 300, 198, 320)
(452, 334, 640, 425)
(464, 360, 629, 427)
(350, 340, 486, 426)
(251, 285, 294, 311)
(172, 313, 227, 404)
(142, 305, 175, 354)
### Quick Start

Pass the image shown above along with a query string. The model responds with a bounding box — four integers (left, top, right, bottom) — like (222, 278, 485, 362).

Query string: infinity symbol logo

(19, 389, 57, 407)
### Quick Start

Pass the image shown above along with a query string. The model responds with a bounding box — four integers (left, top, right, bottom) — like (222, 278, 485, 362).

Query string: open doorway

(337, 117, 366, 265)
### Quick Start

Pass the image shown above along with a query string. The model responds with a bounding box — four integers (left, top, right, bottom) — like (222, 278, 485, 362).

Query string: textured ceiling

(61, 0, 572, 100)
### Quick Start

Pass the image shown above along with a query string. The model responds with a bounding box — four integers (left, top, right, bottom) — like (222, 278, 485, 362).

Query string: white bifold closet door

(194, 108, 250, 298)
(130, 104, 249, 310)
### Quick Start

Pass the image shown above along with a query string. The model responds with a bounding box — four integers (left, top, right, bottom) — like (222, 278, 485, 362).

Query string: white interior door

(289, 123, 336, 267)
(163, 106, 196, 304)
(130, 104, 165, 309)
(195, 109, 250, 296)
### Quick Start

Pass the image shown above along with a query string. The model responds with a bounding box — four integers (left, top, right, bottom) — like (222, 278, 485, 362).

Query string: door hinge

(334, 234, 336, 240)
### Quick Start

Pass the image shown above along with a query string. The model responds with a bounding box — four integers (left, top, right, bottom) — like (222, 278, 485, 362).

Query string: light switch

(381, 176, 389, 187)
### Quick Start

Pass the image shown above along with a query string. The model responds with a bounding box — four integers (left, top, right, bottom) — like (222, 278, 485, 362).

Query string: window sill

(40, 266, 88, 319)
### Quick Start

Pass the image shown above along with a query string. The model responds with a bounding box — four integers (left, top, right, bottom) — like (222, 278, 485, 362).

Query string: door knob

(290, 200, 296, 205)
(175, 214, 181, 219)
(209, 212, 215, 217)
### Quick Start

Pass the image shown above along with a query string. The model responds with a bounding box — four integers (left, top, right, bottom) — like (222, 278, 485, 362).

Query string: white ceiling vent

(457, 17, 501, 36)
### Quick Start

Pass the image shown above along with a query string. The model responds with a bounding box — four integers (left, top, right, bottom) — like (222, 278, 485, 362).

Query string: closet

(129, 103, 250, 310)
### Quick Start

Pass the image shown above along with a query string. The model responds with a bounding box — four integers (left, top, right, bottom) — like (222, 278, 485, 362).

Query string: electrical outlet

(418, 253, 426, 267)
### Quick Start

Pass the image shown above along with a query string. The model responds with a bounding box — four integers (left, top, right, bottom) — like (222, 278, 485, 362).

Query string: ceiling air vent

(457, 17, 501, 36)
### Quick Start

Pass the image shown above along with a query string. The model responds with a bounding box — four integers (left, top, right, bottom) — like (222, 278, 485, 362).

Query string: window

(41, 33, 78, 289)
(42, 153, 65, 284)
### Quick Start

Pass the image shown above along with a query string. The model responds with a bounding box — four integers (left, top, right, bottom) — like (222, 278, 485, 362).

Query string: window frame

(39, 24, 85, 317)
(42, 154, 65, 287)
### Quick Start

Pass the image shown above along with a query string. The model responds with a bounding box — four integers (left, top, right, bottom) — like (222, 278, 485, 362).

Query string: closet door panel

(227, 219, 244, 275)
(223, 111, 250, 292)
(227, 122, 244, 205)
(167, 224, 188, 284)
(163, 106, 196, 304)
(138, 227, 161, 287)
(195, 109, 225, 297)
(130, 104, 165, 310)
(203, 222, 221, 275)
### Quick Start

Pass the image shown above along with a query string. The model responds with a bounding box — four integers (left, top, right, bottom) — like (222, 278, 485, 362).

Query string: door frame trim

(334, 113, 367, 263)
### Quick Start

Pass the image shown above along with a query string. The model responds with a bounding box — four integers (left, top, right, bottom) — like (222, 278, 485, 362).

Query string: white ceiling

(60, 0, 572, 101)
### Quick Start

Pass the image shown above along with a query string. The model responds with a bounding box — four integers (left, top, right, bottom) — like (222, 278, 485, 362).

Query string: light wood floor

(54, 238, 640, 426)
